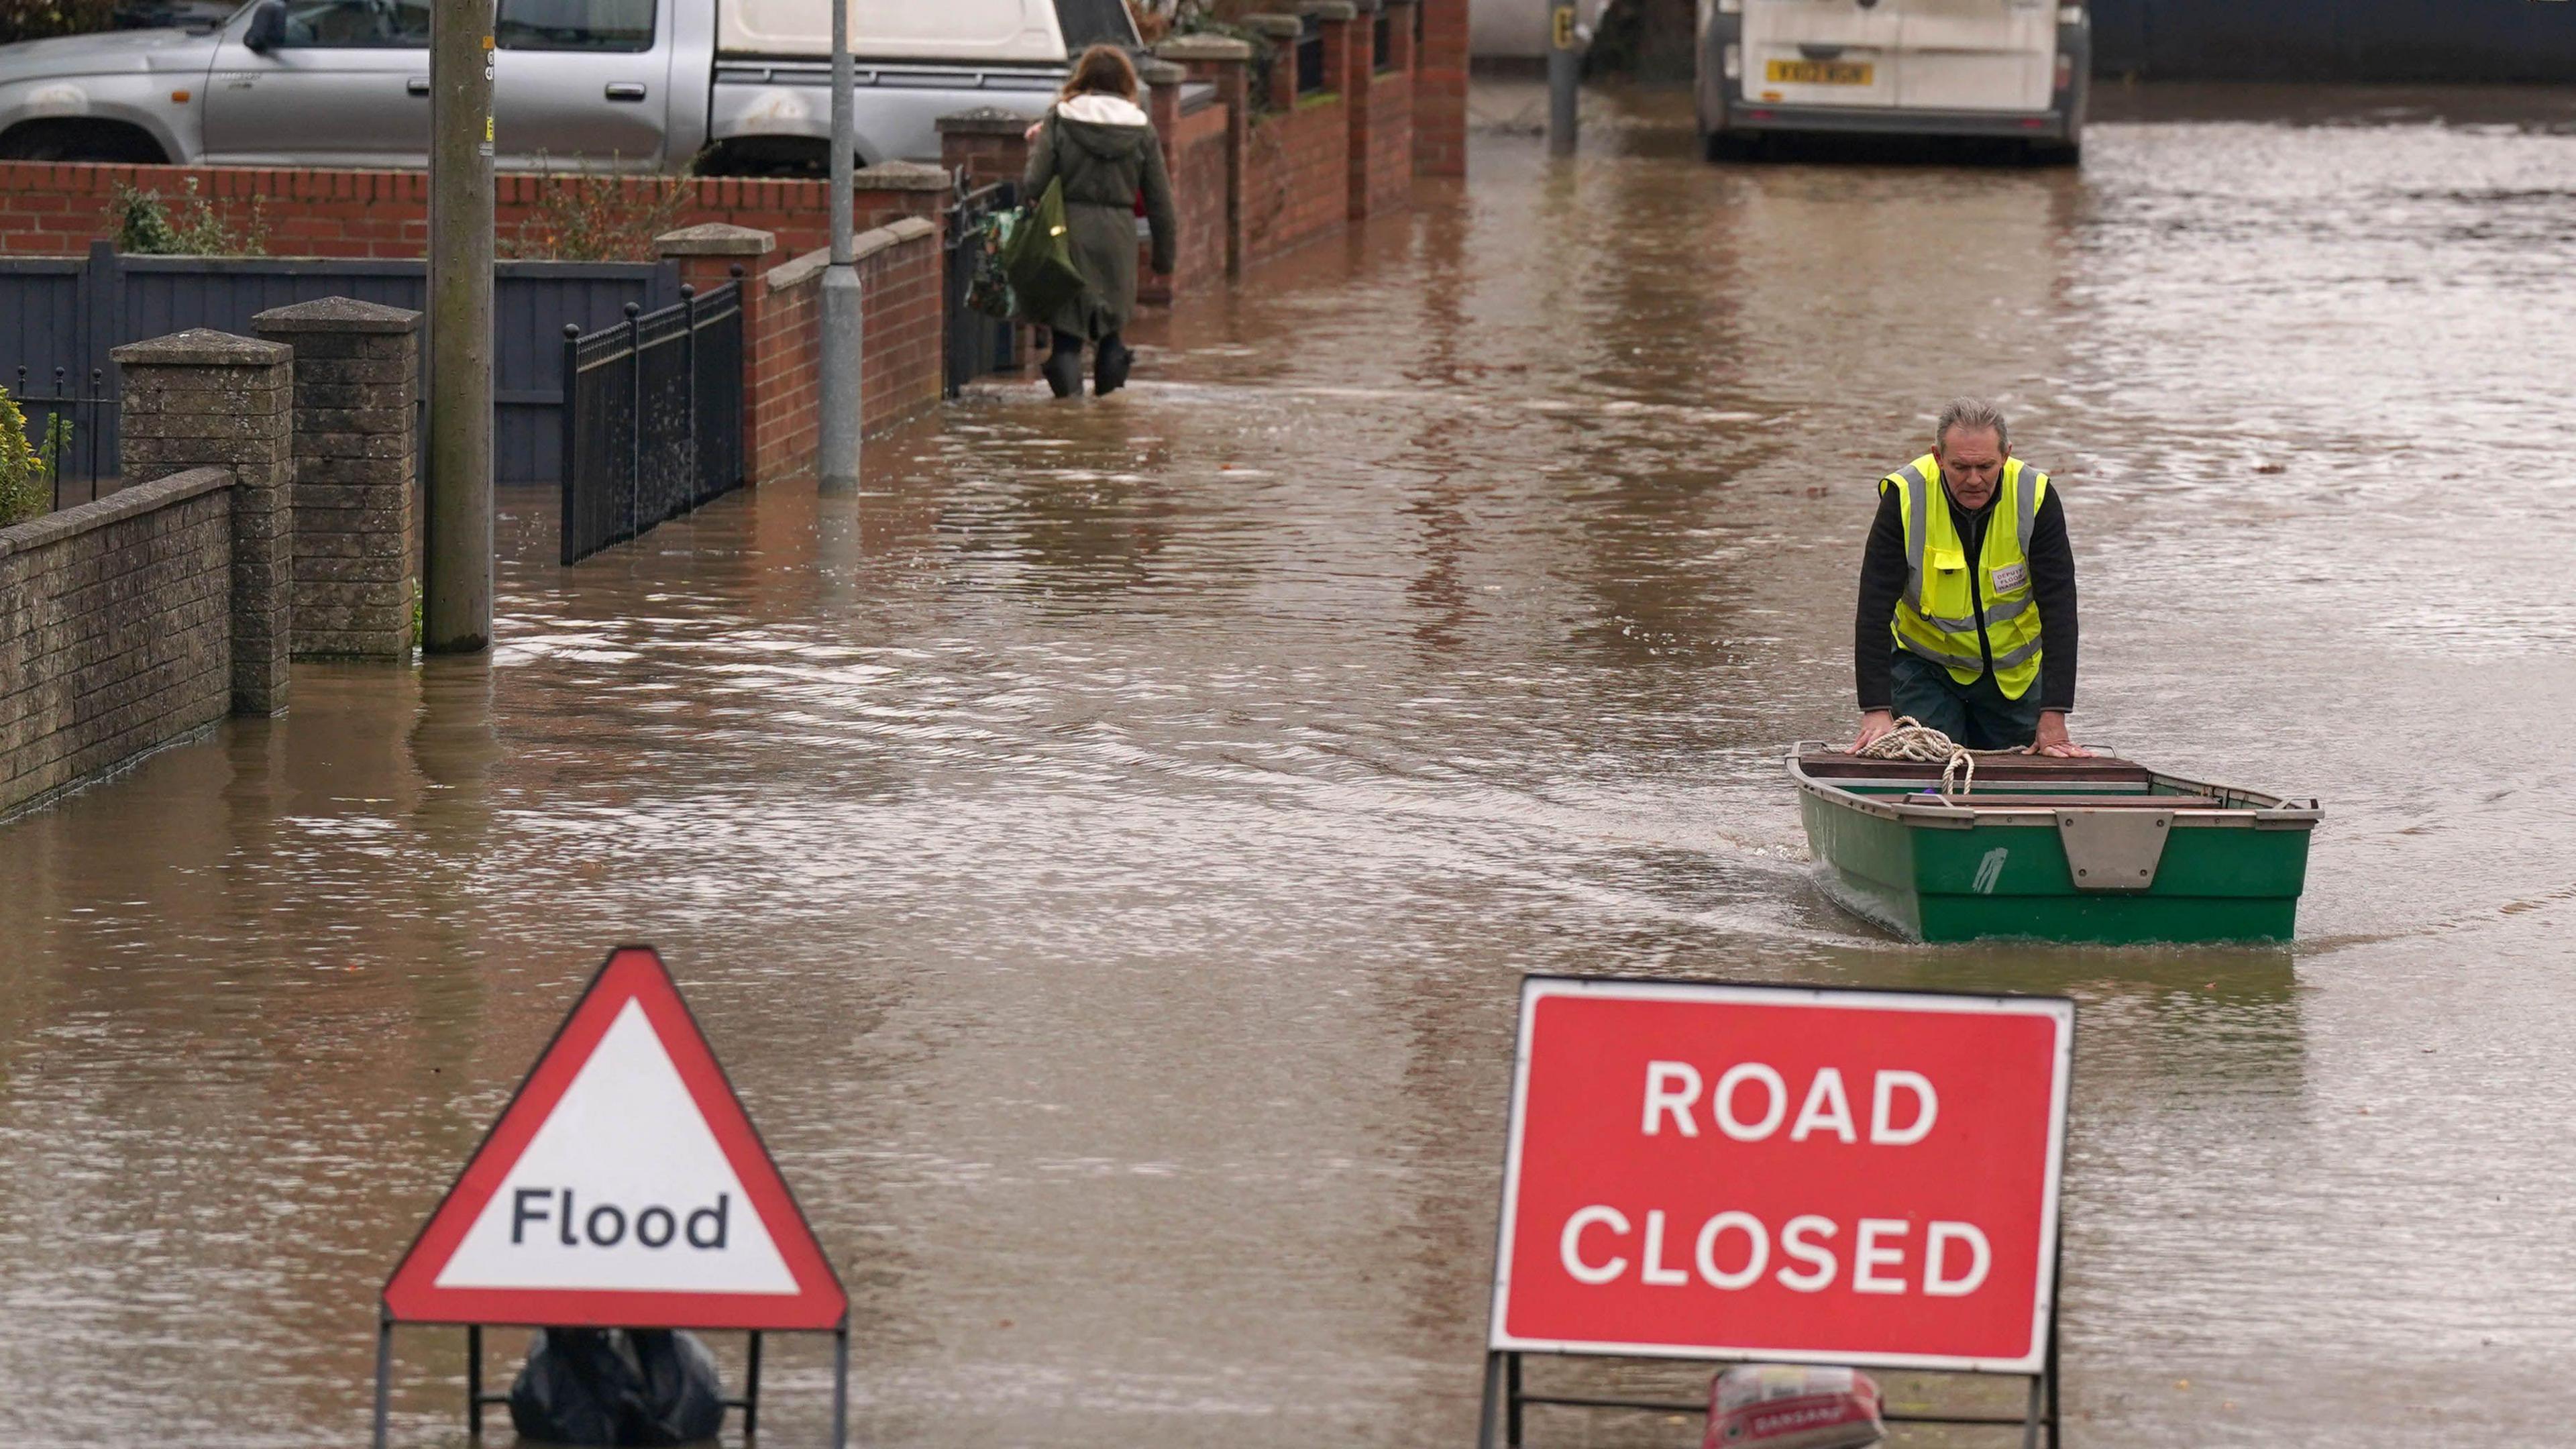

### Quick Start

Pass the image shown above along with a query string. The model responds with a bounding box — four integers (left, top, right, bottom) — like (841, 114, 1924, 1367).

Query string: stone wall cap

(1297, 1, 1360, 19)
(852, 159, 952, 191)
(1156, 34, 1255, 62)
(938, 105, 1041, 134)
(651, 222, 778, 256)
(1136, 56, 1188, 86)
(250, 296, 423, 335)
(767, 246, 830, 293)
(0, 465, 230, 561)
(1240, 13, 1303, 38)
(111, 329, 291, 366)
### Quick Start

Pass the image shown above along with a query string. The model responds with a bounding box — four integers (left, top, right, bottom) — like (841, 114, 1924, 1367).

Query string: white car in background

(1697, 0, 2090, 162)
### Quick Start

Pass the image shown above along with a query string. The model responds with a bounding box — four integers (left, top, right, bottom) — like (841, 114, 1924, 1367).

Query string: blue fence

(0, 242, 681, 490)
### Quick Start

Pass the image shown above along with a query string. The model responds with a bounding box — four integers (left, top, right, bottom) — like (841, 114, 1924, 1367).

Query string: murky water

(6, 82, 2576, 1448)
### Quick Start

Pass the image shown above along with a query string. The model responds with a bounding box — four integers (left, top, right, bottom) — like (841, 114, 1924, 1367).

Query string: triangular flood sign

(383, 947, 847, 1330)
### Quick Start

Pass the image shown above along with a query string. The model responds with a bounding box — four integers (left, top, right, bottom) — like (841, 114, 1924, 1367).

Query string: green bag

(1000, 176, 1089, 323)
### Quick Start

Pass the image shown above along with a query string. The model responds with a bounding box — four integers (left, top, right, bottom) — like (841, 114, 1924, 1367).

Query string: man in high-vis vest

(1853, 400, 2088, 757)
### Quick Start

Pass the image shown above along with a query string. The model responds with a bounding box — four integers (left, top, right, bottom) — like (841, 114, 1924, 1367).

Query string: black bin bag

(509, 1328, 727, 1446)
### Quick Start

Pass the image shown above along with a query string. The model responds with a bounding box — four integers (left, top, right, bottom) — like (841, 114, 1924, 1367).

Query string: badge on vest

(1990, 561, 2029, 592)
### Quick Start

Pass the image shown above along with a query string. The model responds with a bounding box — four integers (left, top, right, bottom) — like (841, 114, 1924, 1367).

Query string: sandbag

(1703, 1364, 1884, 1449)
(508, 1328, 726, 1446)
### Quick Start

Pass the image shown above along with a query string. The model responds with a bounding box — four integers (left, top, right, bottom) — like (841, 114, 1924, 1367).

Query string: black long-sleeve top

(1854, 482, 2078, 713)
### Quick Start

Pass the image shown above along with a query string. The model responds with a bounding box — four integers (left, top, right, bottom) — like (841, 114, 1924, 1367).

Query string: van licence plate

(1765, 60, 1874, 85)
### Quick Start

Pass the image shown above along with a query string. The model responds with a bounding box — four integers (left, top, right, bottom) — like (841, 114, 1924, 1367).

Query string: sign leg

(2021, 1373, 2044, 1449)
(743, 1330, 763, 1440)
(2044, 1304, 2063, 1449)
(830, 1324, 850, 1449)
(1474, 1352, 1502, 1449)
(1505, 1352, 1524, 1448)
(371, 1315, 393, 1449)
(466, 1325, 482, 1440)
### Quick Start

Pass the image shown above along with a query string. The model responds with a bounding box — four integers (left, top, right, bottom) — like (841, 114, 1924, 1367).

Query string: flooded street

(6, 81, 2576, 1446)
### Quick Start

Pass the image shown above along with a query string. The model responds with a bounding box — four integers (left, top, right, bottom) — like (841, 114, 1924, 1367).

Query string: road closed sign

(1489, 978, 2072, 1373)
(382, 946, 846, 1330)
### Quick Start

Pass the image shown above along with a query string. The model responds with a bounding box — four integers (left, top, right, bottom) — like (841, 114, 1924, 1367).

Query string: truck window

(1053, 0, 1136, 51)
(270, 0, 430, 48)
(496, 0, 653, 52)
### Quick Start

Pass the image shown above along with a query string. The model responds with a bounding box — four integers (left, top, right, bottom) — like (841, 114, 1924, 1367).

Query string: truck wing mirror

(243, 1, 287, 54)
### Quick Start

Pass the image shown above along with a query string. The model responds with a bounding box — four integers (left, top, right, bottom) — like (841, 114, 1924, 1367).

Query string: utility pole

(817, 0, 861, 491)
(1547, 0, 1579, 157)
(425, 0, 495, 651)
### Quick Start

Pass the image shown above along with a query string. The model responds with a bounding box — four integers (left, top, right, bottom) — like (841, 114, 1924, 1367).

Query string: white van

(1695, 0, 2089, 162)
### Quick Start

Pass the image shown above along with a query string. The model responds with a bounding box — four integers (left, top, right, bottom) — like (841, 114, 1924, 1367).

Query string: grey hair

(1934, 398, 2009, 454)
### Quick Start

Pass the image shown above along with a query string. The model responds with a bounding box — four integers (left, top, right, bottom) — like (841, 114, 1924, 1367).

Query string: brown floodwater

(5, 81, 2576, 1448)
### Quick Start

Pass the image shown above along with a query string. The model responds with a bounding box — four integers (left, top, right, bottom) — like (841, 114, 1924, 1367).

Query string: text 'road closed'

(1490, 981, 2072, 1371)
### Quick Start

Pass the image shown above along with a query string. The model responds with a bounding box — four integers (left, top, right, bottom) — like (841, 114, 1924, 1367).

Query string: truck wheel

(2027, 139, 2082, 168)
(1705, 131, 1761, 163)
(0, 119, 167, 164)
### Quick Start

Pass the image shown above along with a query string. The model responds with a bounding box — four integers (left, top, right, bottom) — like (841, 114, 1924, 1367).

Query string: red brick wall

(1366, 68, 1416, 215)
(1140, 102, 1230, 306)
(744, 221, 943, 482)
(0, 161, 936, 261)
(1244, 94, 1350, 265)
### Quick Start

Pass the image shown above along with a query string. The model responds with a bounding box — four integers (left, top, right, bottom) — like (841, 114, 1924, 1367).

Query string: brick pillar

(250, 297, 421, 661)
(655, 224, 780, 488)
(1413, 0, 1466, 176)
(111, 329, 293, 715)
(938, 107, 1036, 193)
(1159, 34, 1253, 277)
(1309, 1, 1357, 95)
(1338, 0, 1380, 219)
(1137, 56, 1187, 307)
(851, 160, 955, 232)
(1245, 14, 1302, 113)
(1385, 0, 1417, 74)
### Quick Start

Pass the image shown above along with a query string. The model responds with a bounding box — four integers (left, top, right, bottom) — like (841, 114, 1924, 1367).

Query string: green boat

(1790, 745, 2321, 945)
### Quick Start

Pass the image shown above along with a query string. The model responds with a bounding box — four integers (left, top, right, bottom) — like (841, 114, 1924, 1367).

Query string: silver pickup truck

(0, 0, 1135, 172)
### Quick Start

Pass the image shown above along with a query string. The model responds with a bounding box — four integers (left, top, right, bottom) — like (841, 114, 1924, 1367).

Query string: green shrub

(0, 0, 117, 45)
(0, 388, 52, 525)
(504, 158, 696, 262)
(111, 176, 269, 257)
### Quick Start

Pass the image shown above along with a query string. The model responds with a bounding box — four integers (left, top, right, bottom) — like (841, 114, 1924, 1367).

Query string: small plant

(0, 0, 117, 46)
(504, 157, 697, 262)
(110, 176, 268, 256)
(0, 388, 49, 525)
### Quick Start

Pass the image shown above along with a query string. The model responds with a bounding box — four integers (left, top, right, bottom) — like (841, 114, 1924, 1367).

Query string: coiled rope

(1853, 717, 2025, 799)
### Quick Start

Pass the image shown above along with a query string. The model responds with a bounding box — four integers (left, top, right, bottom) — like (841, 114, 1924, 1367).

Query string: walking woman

(1022, 45, 1177, 398)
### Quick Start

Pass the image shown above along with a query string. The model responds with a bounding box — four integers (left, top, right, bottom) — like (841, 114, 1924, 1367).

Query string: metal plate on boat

(2057, 808, 2171, 892)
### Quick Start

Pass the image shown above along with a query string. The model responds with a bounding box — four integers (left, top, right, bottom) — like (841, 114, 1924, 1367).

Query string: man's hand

(1852, 709, 1898, 753)
(2033, 710, 2091, 758)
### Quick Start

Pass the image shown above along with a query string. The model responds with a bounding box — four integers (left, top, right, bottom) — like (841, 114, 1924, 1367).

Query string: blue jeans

(1887, 649, 2043, 749)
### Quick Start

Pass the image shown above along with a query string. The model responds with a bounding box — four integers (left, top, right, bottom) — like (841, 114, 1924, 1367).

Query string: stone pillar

(851, 159, 955, 231)
(654, 223, 778, 488)
(1335, 0, 1381, 220)
(250, 297, 421, 661)
(112, 329, 294, 714)
(1414, 0, 1468, 176)
(938, 107, 1036, 193)
(1158, 33, 1254, 277)
(1244, 15, 1302, 113)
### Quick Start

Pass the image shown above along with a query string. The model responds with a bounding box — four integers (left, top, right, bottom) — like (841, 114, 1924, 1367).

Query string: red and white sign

(1489, 978, 2072, 1373)
(383, 946, 847, 1330)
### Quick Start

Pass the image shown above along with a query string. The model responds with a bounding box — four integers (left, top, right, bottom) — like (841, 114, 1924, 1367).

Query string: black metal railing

(558, 274, 745, 566)
(1295, 15, 1327, 95)
(945, 180, 1022, 398)
(11, 366, 115, 513)
(1374, 11, 1392, 72)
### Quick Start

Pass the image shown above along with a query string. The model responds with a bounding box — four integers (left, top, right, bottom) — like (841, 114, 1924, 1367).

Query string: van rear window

(1053, 0, 1136, 52)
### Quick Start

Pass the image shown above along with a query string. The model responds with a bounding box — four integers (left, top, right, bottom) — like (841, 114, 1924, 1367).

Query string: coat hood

(1051, 93, 1152, 162)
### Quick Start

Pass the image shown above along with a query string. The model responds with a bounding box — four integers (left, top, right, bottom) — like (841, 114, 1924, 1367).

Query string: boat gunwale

(1784, 742, 2322, 832)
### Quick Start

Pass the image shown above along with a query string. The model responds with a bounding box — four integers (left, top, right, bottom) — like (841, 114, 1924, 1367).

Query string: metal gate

(945, 180, 1021, 398)
(559, 279, 746, 566)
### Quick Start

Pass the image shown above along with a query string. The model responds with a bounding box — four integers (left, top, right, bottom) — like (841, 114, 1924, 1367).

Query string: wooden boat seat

(1899, 792, 2224, 809)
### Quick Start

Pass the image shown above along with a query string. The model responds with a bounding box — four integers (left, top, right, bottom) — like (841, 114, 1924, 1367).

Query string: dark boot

(1042, 330, 1083, 398)
(1093, 332, 1132, 396)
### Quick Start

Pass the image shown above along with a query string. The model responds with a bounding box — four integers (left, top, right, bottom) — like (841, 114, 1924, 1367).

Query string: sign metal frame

(368, 945, 851, 1448)
(1475, 975, 2074, 1449)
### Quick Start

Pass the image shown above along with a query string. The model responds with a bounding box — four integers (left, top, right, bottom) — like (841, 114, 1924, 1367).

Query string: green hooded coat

(1021, 93, 1179, 341)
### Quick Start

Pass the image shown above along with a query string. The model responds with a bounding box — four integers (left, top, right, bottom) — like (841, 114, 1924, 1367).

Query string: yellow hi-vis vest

(1880, 453, 2049, 700)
